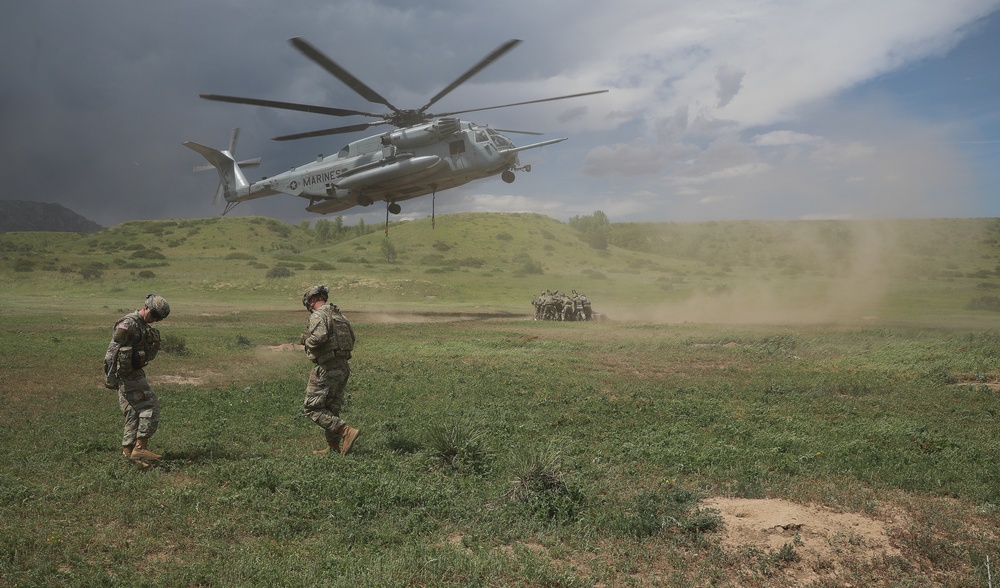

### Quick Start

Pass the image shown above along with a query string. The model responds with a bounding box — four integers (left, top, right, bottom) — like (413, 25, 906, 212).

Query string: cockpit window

(475, 130, 489, 143)
(486, 128, 514, 149)
(338, 145, 350, 158)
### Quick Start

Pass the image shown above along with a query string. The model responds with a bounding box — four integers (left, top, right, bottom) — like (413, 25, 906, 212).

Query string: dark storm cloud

(2, 0, 998, 228)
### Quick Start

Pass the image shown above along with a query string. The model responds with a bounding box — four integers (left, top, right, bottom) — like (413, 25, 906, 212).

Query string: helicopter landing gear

(502, 164, 531, 184)
(387, 202, 401, 215)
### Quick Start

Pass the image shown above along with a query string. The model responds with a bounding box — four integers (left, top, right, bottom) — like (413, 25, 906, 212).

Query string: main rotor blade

(200, 94, 380, 118)
(272, 121, 387, 142)
(418, 39, 523, 114)
(432, 89, 609, 118)
(290, 37, 398, 112)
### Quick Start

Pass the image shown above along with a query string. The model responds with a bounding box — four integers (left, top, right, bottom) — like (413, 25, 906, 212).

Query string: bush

(508, 444, 583, 521)
(130, 249, 167, 260)
(160, 333, 188, 355)
(13, 259, 35, 272)
(966, 296, 1000, 312)
(79, 267, 103, 280)
(225, 252, 257, 260)
(614, 481, 721, 538)
(424, 420, 487, 474)
(137, 270, 156, 278)
(265, 266, 294, 279)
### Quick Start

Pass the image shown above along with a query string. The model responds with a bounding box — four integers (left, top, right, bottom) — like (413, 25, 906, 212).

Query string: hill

(1, 213, 999, 326)
(0, 200, 103, 233)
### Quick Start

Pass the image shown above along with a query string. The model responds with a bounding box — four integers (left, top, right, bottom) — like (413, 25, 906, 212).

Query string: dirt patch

(154, 375, 204, 386)
(704, 497, 903, 585)
(348, 310, 523, 323)
(950, 378, 1000, 392)
(266, 343, 302, 352)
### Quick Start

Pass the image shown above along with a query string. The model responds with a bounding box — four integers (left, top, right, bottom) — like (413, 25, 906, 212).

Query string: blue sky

(1, 0, 998, 227)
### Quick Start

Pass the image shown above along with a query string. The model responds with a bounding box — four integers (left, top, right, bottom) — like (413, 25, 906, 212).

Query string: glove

(105, 377, 119, 390)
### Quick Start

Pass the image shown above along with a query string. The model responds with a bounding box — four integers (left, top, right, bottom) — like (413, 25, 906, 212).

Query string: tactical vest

(115, 311, 161, 370)
(307, 304, 355, 364)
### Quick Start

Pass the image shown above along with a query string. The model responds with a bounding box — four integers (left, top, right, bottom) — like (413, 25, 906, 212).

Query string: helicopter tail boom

(183, 141, 250, 202)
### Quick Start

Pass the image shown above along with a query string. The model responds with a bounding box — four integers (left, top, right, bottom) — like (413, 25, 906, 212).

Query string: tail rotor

(193, 128, 261, 205)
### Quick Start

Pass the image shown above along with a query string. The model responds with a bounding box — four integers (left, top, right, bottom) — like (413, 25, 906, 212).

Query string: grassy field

(1, 213, 1000, 586)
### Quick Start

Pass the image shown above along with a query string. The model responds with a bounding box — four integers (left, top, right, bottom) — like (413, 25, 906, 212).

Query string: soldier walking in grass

(104, 294, 170, 470)
(300, 285, 360, 456)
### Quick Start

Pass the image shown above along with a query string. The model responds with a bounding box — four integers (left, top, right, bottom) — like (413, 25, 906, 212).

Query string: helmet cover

(302, 284, 330, 309)
(145, 294, 170, 320)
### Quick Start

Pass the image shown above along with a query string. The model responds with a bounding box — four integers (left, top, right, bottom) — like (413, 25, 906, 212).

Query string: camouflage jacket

(303, 303, 355, 364)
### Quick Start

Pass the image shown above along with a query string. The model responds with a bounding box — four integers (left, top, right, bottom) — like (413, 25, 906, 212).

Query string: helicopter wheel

(501, 170, 516, 184)
(387, 202, 401, 215)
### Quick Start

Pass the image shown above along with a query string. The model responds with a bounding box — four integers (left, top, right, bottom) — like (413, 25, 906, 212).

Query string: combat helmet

(145, 294, 170, 320)
(302, 284, 330, 309)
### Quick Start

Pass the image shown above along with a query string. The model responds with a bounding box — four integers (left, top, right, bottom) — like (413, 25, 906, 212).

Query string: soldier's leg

(326, 361, 351, 417)
(303, 365, 346, 433)
(119, 391, 139, 456)
(124, 378, 161, 462)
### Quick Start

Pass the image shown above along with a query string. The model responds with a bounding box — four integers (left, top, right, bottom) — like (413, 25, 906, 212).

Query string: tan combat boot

(339, 425, 360, 456)
(312, 429, 340, 455)
(130, 438, 161, 461)
(122, 444, 134, 459)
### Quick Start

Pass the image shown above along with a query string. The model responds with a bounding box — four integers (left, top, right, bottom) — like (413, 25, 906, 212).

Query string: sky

(2, 0, 999, 229)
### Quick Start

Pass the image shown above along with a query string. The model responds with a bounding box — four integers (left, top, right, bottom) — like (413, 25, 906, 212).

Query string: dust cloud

(604, 220, 905, 325)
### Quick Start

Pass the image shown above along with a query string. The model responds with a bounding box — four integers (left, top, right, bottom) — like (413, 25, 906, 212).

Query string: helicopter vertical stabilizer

(182, 141, 250, 202)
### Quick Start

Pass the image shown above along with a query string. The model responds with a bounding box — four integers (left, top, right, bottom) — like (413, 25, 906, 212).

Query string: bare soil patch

(704, 497, 903, 585)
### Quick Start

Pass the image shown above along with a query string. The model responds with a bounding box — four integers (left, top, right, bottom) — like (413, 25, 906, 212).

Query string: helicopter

(184, 37, 607, 225)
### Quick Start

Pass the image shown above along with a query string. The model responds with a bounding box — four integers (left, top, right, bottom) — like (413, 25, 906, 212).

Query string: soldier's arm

(303, 313, 330, 349)
(103, 320, 132, 387)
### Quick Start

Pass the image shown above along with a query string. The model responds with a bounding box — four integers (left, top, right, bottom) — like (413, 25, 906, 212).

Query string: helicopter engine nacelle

(384, 118, 462, 149)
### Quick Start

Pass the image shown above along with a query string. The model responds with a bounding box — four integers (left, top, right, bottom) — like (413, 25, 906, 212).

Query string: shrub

(225, 252, 257, 260)
(508, 444, 583, 521)
(265, 267, 294, 279)
(309, 261, 334, 271)
(515, 257, 544, 275)
(79, 267, 103, 280)
(160, 333, 188, 355)
(130, 249, 166, 260)
(966, 296, 1000, 312)
(137, 270, 156, 278)
(424, 420, 487, 474)
(13, 259, 35, 272)
(614, 481, 721, 538)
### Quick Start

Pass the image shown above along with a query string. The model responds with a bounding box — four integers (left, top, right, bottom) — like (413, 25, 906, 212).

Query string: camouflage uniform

(301, 286, 359, 455)
(104, 295, 168, 464)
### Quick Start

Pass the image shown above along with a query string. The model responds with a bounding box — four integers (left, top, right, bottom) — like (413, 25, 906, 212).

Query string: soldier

(104, 294, 170, 469)
(557, 291, 573, 321)
(579, 291, 593, 320)
(532, 290, 545, 320)
(300, 285, 360, 456)
(542, 290, 557, 321)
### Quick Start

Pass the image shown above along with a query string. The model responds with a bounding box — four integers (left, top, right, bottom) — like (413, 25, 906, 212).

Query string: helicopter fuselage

(225, 118, 539, 215)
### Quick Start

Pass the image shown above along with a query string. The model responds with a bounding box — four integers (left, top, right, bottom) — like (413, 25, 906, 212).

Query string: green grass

(1, 214, 1000, 586)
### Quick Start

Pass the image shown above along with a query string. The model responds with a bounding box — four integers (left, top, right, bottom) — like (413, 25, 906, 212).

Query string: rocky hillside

(0, 200, 103, 233)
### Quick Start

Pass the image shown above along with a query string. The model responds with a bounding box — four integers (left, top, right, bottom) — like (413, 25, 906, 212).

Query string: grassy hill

(2, 213, 999, 326)
(3, 213, 1000, 586)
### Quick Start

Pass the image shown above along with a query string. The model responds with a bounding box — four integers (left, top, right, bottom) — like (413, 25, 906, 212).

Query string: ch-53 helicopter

(184, 37, 606, 226)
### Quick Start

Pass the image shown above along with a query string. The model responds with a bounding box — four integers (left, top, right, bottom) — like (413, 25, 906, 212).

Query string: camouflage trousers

(118, 373, 160, 447)
(303, 358, 351, 433)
